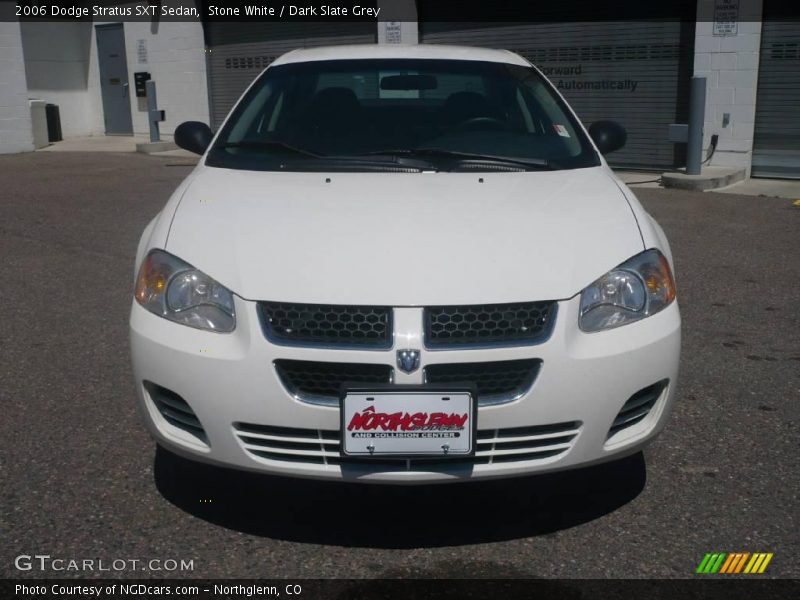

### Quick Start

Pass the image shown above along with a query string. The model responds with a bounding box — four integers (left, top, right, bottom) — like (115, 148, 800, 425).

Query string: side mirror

(174, 121, 213, 155)
(588, 120, 627, 155)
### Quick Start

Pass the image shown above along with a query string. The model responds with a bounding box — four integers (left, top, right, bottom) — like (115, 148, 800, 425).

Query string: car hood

(166, 166, 643, 305)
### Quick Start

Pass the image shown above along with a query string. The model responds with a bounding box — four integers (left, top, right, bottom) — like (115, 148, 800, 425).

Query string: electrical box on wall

(134, 72, 151, 98)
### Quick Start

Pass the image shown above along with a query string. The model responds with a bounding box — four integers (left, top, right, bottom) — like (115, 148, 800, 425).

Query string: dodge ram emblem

(396, 349, 421, 374)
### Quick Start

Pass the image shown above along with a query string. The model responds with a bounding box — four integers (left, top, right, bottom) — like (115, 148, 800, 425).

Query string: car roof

(270, 44, 531, 68)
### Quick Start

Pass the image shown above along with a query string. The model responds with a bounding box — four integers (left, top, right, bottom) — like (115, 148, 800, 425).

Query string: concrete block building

(0, 0, 796, 178)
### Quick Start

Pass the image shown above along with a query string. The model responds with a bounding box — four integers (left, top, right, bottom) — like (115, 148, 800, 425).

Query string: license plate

(340, 385, 476, 458)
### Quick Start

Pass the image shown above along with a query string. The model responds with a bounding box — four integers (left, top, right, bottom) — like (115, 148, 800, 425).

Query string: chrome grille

(424, 301, 556, 348)
(425, 359, 541, 405)
(273, 360, 393, 405)
(234, 421, 581, 467)
(259, 301, 392, 348)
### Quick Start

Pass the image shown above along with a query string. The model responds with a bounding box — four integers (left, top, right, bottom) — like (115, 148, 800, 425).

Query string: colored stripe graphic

(721, 553, 750, 574)
(733, 553, 750, 573)
(710, 553, 726, 573)
(698, 552, 773, 574)
(719, 553, 737, 574)
(746, 554, 763, 574)
(696, 554, 713, 574)
(758, 554, 774, 573)
(744, 553, 774, 574)
(697, 553, 727, 573)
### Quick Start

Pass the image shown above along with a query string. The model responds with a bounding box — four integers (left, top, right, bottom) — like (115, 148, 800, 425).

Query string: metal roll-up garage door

(752, 18, 800, 178)
(205, 23, 377, 129)
(420, 21, 695, 169)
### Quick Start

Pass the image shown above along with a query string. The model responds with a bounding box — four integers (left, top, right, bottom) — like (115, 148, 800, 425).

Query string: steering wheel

(454, 116, 507, 132)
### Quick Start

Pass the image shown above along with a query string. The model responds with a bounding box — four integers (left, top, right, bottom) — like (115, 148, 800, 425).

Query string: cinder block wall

(694, 0, 763, 174)
(20, 21, 94, 139)
(19, 11, 208, 140)
(87, 18, 209, 137)
(0, 21, 34, 153)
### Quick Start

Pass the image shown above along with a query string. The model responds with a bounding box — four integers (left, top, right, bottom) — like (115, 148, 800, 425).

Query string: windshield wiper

(221, 142, 551, 170)
(220, 140, 322, 157)
(219, 141, 433, 170)
(368, 148, 552, 170)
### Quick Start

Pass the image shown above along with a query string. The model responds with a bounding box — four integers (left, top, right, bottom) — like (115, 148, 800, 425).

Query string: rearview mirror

(588, 120, 627, 155)
(174, 121, 213, 155)
(380, 74, 438, 91)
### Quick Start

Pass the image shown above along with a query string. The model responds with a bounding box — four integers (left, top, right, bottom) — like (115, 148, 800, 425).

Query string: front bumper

(129, 295, 680, 484)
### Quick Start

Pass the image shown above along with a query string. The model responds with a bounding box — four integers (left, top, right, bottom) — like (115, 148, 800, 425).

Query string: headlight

(135, 249, 236, 333)
(579, 249, 676, 332)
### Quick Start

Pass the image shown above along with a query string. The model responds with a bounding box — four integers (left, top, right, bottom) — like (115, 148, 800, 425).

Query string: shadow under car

(154, 446, 646, 548)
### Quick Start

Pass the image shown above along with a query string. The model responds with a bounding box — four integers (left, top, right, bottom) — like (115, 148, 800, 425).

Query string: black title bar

(3, 0, 800, 23)
(3, 578, 800, 600)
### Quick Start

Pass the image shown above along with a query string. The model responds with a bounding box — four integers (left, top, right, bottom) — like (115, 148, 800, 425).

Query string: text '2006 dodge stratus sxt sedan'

(130, 44, 680, 484)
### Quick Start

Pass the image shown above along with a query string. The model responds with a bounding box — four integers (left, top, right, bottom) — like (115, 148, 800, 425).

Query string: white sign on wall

(713, 0, 739, 36)
(384, 22, 402, 44)
(136, 39, 148, 64)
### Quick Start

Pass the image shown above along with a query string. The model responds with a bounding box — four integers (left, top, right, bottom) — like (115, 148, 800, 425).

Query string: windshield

(206, 58, 600, 172)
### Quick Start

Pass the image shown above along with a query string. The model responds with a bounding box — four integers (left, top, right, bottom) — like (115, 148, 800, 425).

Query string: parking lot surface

(1, 152, 797, 578)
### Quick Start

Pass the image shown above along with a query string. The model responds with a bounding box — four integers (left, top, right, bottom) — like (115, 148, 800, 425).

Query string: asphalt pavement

(1, 152, 797, 579)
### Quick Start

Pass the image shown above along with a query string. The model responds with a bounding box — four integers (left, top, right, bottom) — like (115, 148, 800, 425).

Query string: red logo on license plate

(347, 405, 468, 432)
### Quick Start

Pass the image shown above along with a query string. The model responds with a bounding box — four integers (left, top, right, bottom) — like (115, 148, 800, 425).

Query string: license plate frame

(339, 383, 478, 459)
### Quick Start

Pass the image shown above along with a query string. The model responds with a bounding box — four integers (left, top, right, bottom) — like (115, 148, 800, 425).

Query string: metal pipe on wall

(686, 76, 707, 175)
(146, 79, 159, 143)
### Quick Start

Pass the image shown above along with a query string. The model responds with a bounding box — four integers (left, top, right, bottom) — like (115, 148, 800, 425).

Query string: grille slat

(486, 422, 581, 438)
(478, 433, 572, 444)
(490, 450, 564, 463)
(491, 435, 576, 450)
(234, 421, 580, 468)
(144, 381, 207, 443)
(425, 359, 541, 404)
(249, 450, 326, 464)
(609, 410, 650, 433)
(153, 394, 196, 416)
(236, 431, 339, 445)
(476, 442, 573, 457)
(617, 391, 659, 415)
(259, 302, 392, 349)
(607, 380, 668, 438)
(425, 301, 556, 348)
(241, 443, 329, 458)
(160, 408, 204, 431)
(478, 429, 579, 444)
(235, 422, 321, 439)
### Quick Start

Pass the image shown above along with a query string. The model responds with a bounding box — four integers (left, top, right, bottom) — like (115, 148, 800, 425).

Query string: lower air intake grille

(425, 359, 541, 405)
(259, 301, 392, 348)
(274, 360, 393, 405)
(234, 421, 581, 468)
(144, 381, 206, 442)
(608, 380, 668, 438)
(424, 301, 556, 347)
(234, 423, 339, 464)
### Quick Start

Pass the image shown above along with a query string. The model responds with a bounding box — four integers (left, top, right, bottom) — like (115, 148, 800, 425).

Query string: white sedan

(130, 44, 680, 483)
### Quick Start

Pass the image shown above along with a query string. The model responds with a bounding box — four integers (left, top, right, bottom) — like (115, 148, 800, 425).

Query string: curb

(661, 168, 747, 191)
(136, 141, 178, 154)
